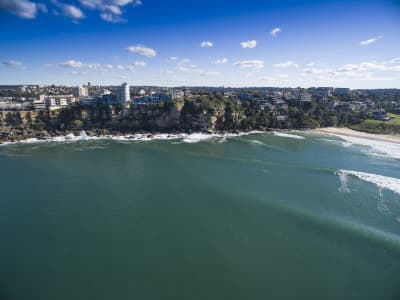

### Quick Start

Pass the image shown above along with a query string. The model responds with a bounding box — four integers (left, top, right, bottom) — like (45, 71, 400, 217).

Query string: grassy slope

(350, 113, 400, 134)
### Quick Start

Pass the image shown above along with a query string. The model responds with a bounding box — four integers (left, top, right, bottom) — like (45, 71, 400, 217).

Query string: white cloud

(126, 44, 157, 57)
(200, 41, 213, 48)
(78, 0, 141, 23)
(132, 61, 146, 67)
(0, 0, 37, 18)
(62, 5, 84, 19)
(59, 59, 84, 68)
(303, 67, 332, 74)
(177, 58, 197, 69)
(173, 58, 219, 76)
(0, 0, 139, 22)
(270, 27, 281, 37)
(389, 57, 400, 64)
(240, 40, 257, 49)
(337, 62, 387, 73)
(58, 60, 116, 72)
(273, 61, 299, 68)
(1, 60, 24, 69)
(307, 62, 315, 67)
(168, 56, 178, 61)
(52, 0, 85, 20)
(69, 70, 87, 75)
(37, 3, 47, 13)
(260, 76, 274, 81)
(80, 0, 139, 8)
(302, 68, 335, 77)
(199, 71, 220, 76)
(116, 61, 145, 71)
(86, 63, 102, 69)
(103, 4, 121, 14)
(212, 58, 228, 64)
(390, 65, 400, 71)
(299, 59, 400, 83)
(234, 60, 264, 69)
(160, 69, 175, 75)
(100, 12, 125, 22)
(360, 36, 383, 46)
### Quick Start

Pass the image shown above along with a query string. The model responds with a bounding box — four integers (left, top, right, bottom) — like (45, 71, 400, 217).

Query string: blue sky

(0, 0, 399, 88)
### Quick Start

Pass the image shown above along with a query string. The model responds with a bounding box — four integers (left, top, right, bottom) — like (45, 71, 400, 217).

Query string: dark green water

(0, 132, 399, 300)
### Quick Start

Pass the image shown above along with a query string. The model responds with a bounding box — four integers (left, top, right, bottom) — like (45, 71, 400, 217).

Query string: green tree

(73, 119, 84, 128)
(25, 111, 32, 124)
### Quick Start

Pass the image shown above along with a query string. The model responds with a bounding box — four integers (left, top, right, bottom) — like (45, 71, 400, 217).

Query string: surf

(336, 170, 400, 195)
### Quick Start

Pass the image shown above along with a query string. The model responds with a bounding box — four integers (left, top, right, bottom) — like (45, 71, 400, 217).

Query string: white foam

(218, 136, 227, 143)
(337, 171, 350, 193)
(182, 133, 217, 143)
(0, 132, 180, 146)
(181, 131, 264, 144)
(319, 138, 353, 148)
(0, 131, 264, 146)
(377, 189, 391, 214)
(272, 131, 305, 140)
(325, 134, 400, 160)
(337, 170, 400, 195)
(249, 139, 264, 145)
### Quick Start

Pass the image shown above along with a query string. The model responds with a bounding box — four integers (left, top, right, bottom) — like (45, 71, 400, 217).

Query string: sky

(0, 0, 399, 88)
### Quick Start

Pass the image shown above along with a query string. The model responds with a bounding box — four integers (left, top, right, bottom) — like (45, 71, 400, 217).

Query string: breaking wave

(0, 131, 264, 146)
(249, 139, 265, 145)
(327, 134, 400, 160)
(336, 170, 400, 195)
(319, 138, 353, 148)
(181, 133, 219, 144)
(337, 171, 350, 193)
(272, 131, 305, 140)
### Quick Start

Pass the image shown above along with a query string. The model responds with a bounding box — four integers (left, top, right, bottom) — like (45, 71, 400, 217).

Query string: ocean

(0, 131, 399, 299)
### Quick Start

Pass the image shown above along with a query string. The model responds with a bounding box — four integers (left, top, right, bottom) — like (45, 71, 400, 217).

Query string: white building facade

(45, 95, 76, 110)
(117, 82, 130, 104)
(72, 86, 89, 98)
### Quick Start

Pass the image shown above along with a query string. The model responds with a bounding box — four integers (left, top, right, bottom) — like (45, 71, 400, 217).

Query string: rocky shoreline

(0, 127, 269, 145)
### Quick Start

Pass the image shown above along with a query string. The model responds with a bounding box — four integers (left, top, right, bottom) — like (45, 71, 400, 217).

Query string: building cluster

(0, 84, 399, 123)
(369, 109, 395, 121)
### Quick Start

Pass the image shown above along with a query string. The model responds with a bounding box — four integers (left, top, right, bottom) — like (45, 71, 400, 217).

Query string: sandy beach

(312, 127, 400, 144)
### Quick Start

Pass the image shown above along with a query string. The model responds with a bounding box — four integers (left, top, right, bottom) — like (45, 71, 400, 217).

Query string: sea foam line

(324, 134, 400, 160)
(0, 131, 264, 146)
(337, 170, 400, 195)
(272, 131, 305, 140)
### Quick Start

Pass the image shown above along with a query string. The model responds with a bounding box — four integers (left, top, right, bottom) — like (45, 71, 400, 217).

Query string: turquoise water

(0, 132, 399, 299)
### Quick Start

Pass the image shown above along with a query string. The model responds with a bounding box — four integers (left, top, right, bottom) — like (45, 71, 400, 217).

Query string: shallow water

(0, 132, 399, 300)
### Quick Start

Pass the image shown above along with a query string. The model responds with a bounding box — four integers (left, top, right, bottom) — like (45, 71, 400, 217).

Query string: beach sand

(312, 127, 400, 144)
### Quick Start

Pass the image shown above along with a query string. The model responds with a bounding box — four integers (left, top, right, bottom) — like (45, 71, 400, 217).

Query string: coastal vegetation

(350, 113, 400, 134)
(0, 94, 375, 142)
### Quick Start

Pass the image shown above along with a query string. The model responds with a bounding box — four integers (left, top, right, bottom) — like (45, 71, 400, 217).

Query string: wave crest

(337, 170, 400, 195)
(272, 132, 305, 140)
(327, 134, 400, 160)
(0, 131, 264, 146)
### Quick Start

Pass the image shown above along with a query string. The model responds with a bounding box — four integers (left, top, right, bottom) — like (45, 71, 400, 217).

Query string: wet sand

(312, 127, 400, 144)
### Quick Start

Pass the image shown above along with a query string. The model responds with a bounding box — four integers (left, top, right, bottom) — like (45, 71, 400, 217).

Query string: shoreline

(312, 127, 400, 144)
(0, 130, 267, 146)
(2, 126, 400, 146)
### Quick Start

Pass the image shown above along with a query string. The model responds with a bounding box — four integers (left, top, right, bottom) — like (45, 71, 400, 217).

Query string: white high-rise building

(72, 86, 89, 98)
(117, 82, 130, 104)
